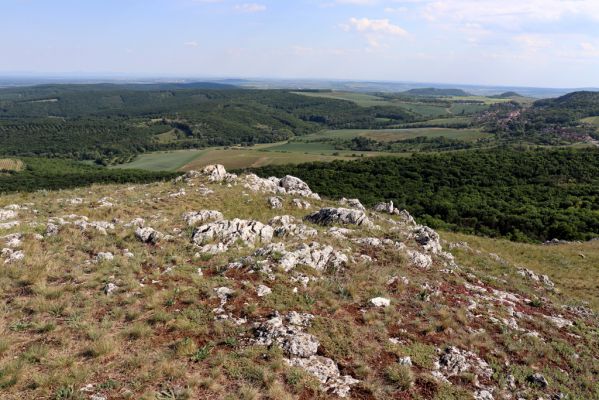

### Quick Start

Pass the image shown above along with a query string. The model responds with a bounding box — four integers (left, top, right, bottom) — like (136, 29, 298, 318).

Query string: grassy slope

(0, 177, 597, 399)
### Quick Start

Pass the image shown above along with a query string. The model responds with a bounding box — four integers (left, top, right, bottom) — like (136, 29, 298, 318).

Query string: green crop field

(111, 149, 207, 171)
(395, 102, 449, 117)
(299, 127, 490, 143)
(581, 116, 599, 126)
(292, 91, 393, 107)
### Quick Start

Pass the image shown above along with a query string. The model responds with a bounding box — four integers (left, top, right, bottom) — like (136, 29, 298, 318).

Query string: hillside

(0, 85, 416, 164)
(0, 165, 597, 399)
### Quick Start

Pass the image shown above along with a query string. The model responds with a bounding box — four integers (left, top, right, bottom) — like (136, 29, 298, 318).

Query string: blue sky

(1, 0, 599, 87)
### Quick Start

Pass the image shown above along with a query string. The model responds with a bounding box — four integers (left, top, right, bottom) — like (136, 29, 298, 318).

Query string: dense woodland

(0, 158, 177, 193)
(250, 148, 599, 242)
(0, 84, 415, 164)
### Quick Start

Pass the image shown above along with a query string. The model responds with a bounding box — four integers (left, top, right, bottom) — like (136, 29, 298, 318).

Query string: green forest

(0, 158, 177, 193)
(249, 148, 599, 243)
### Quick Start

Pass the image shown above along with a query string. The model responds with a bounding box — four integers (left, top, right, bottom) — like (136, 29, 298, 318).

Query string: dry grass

(0, 177, 596, 399)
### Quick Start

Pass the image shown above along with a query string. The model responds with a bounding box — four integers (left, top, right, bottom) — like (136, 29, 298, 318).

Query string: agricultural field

(111, 149, 208, 171)
(298, 127, 491, 143)
(581, 116, 599, 126)
(291, 91, 394, 107)
(0, 158, 24, 172)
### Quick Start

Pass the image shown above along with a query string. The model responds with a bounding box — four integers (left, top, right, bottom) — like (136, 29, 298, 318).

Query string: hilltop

(0, 165, 597, 399)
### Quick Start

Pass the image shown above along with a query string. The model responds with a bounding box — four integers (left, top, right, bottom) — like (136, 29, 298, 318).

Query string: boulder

(135, 227, 164, 244)
(269, 215, 317, 239)
(407, 250, 433, 269)
(202, 164, 237, 183)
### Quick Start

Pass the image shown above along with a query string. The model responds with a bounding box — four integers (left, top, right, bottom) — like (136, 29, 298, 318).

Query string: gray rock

(135, 227, 164, 244)
(269, 215, 317, 239)
(528, 372, 548, 388)
(104, 283, 118, 295)
(268, 196, 283, 209)
(339, 198, 365, 210)
(370, 297, 391, 307)
(292, 198, 311, 209)
(183, 210, 224, 226)
(286, 356, 359, 398)
(192, 218, 273, 249)
(407, 249, 433, 269)
(411, 226, 442, 254)
(202, 164, 237, 183)
(305, 207, 373, 228)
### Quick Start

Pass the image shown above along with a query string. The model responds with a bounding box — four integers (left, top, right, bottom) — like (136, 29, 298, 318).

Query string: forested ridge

(250, 148, 599, 242)
(0, 85, 415, 164)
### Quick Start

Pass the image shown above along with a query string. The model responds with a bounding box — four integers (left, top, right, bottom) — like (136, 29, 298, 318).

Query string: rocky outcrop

(1, 248, 24, 264)
(304, 207, 373, 228)
(433, 346, 493, 386)
(192, 219, 273, 253)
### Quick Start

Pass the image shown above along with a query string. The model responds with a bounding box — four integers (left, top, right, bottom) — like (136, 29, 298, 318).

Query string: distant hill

(402, 88, 471, 97)
(490, 91, 522, 99)
(533, 91, 599, 117)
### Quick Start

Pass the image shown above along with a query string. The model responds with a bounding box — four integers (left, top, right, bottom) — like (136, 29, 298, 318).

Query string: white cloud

(423, 0, 599, 27)
(234, 3, 266, 13)
(346, 17, 407, 36)
(184, 41, 200, 48)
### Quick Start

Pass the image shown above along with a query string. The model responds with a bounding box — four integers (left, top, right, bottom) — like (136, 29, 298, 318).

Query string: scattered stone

(242, 174, 320, 199)
(544, 315, 573, 329)
(286, 356, 359, 398)
(2, 233, 22, 248)
(369, 297, 391, 307)
(305, 207, 373, 227)
(474, 389, 494, 400)
(1, 248, 24, 264)
(104, 283, 118, 295)
(256, 284, 272, 297)
(407, 249, 433, 269)
(183, 210, 224, 226)
(268, 196, 283, 209)
(95, 252, 114, 262)
(292, 198, 311, 209)
(0, 209, 18, 221)
(398, 356, 412, 366)
(527, 372, 548, 388)
(135, 227, 164, 244)
(435, 346, 492, 381)
(46, 223, 59, 236)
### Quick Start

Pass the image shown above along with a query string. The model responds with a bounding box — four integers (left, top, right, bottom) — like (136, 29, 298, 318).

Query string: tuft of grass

(385, 364, 414, 390)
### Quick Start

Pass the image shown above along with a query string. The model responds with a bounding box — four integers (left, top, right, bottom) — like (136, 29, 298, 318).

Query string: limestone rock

(411, 226, 442, 254)
(305, 207, 373, 228)
(183, 210, 224, 226)
(202, 164, 237, 183)
(407, 249, 433, 269)
(370, 297, 391, 307)
(339, 198, 366, 211)
(292, 198, 311, 209)
(256, 284, 272, 297)
(135, 227, 164, 244)
(269, 215, 317, 239)
(268, 196, 283, 209)
(192, 219, 273, 249)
